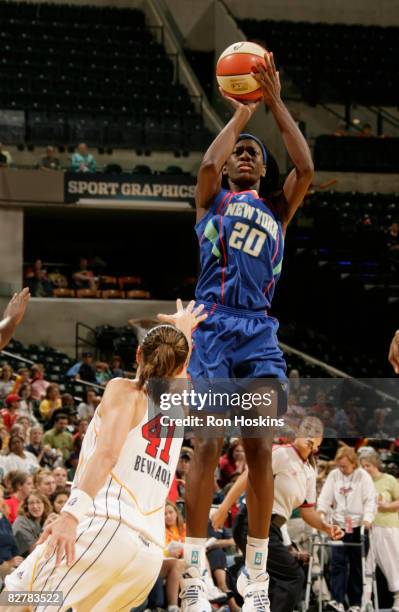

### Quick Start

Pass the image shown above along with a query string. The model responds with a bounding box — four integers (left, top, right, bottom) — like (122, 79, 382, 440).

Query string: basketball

(216, 41, 267, 101)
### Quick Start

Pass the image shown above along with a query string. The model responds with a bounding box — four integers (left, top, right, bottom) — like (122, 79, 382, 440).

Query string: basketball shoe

(180, 567, 212, 612)
(237, 567, 270, 611)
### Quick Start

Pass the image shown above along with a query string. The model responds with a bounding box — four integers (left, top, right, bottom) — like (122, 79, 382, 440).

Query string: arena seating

(274, 190, 399, 376)
(0, 1, 212, 150)
(238, 19, 398, 106)
(314, 136, 399, 173)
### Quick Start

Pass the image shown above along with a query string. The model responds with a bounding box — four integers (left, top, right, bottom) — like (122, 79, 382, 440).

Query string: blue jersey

(195, 188, 285, 311)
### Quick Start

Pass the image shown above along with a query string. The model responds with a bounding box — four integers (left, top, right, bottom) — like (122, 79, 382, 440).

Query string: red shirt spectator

(1, 394, 20, 432)
(218, 439, 246, 488)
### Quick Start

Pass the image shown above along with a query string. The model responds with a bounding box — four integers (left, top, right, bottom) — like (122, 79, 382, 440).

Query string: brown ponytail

(137, 325, 189, 389)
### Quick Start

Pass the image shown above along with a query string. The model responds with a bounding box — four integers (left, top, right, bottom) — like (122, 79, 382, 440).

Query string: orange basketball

(216, 41, 267, 101)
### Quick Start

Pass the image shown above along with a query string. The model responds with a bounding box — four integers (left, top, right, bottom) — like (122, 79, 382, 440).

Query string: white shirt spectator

(272, 444, 317, 520)
(77, 400, 96, 420)
(317, 467, 376, 528)
(4, 451, 39, 476)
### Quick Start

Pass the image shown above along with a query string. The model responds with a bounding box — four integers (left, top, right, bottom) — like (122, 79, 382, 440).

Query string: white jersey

(73, 404, 182, 548)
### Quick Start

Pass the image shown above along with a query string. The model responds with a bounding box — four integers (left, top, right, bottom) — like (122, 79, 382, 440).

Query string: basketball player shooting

(181, 51, 314, 612)
(3, 299, 206, 612)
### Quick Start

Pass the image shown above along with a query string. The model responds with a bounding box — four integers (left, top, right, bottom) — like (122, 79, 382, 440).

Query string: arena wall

(0, 297, 175, 357)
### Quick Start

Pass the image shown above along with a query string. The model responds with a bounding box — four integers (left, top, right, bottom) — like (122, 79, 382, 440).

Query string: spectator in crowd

(39, 383, 61, 423)
(360, 452, 399, 610)
(30, 365, 49, 401)
(0, 365, 15, 401)
(356, 122, 374, 138)
(17, 383, 37, 425)
(218, 439, 246, 488)
(95, 362, 112, 385)
(50, 489, 69, 514)
(110, 355, 124, 378)
(4, 434, 39, 476)
(72, 257, 98, 292)
(47, 267, 69, 289)
(386, 221, 399, 252)
(12, 367, 30, 394)
(4, 472, 34, 524)
(16, 416, 30, 444)
(13, 491, 52, 556)
(77, 389, 97, 420)
(0, 142, 12, 166)
(0, 485, 23, 579)
(39, 146, 60, 171)
(34, 470, 56, 500)
(72, 418, 88, 454)
(71, 142, 96, 173)
(76, 352, 97, 384)
(1, 394, 20, 432)
(52, 466, 68, 489)
(25, 425, 57, 469)
(332, 122, 349, 137)
(26, 265, 53, 297)
(0, 288, 30, 353)
(24, 259, 47, 282)
(176, 446, 193, 500)
(66, 451, 79, 481)
(366, 407, 390, 438)
(318, 446, 376, 612)
(42, 413, 73, 461)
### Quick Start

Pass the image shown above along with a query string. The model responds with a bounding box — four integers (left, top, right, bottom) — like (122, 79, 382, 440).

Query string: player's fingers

(176, 298, 184, 312)
(186, 300, 196, 313)
(269, 51, 277, 74)
(263, 52, 273, 73)
(195, 313, 208, 325)
(37, 526, 51, 545)
(44, 538, 56, 560)
(65, 540, 76, 567)
(192, 303, 205, 317)
(157, 313, 173, 323)
(55, 540, 65, 566)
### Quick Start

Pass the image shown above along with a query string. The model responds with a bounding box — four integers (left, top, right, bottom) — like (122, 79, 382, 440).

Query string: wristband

(62, 488, 93, 523)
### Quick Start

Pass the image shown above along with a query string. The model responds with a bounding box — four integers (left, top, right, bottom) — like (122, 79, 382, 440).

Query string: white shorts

(5, 515, 163, 612)
(367, 525, 399, 592)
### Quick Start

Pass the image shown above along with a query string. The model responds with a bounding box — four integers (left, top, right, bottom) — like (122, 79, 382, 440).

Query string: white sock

(184, 537, 207, 572)
(246, 536, 269, 580)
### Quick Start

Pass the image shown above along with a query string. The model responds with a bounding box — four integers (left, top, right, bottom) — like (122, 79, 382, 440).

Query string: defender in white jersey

(4, 299, 207, 612)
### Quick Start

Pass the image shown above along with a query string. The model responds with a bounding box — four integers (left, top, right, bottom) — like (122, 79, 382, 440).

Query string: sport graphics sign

(64, 172, 196, 205)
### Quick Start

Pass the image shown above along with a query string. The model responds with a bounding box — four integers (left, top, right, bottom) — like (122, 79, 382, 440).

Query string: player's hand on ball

(218, 87, 260, 118)
(252, 51, 281, 108)
(37, 513, 77, 567)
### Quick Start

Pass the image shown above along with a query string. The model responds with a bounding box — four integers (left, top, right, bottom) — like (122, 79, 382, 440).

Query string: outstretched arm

(0, 288, 30, 350)
(196, 95, 260, 219)
(253, 52, 314, 230)
(211, 467, 248, 530)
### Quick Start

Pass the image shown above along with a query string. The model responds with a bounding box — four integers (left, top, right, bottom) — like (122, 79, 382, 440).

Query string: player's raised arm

(253, 51, 314, 229)
(196, 93, 260, 217)
(0, 288, 30, 350)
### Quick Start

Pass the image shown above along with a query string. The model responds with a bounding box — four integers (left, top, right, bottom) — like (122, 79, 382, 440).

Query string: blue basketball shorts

(188, 302, 287, 415)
